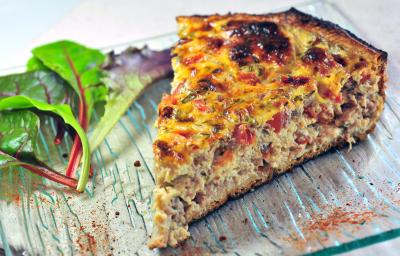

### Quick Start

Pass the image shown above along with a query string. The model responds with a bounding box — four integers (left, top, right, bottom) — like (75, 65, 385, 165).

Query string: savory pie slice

(148, 8, 387, 248)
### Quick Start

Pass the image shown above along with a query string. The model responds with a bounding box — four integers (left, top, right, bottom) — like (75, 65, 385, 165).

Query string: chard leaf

(0, 151, 78, 189)
(31, 40, 107, 177)
(0, 70, 69, 104)
(0, 70, 73, 146)
(0, 110, 39, 160)
(0, 111, 78, 189)
(30, 40, 107, 112)
(27, 57, 48, 72)
(0, 97, 90, 192)
(0, 151, 18, 167)
(89, 47, 171, 151)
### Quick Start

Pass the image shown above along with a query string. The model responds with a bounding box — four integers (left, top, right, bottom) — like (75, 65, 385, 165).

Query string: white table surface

(0, 0, 399, 254)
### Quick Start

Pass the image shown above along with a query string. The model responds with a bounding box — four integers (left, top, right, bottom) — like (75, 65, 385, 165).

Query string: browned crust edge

(177, 8, 387, 61)
(283, 8, 388, 99)
(177, 8, 388, 96)
(284, 8, 387, 60)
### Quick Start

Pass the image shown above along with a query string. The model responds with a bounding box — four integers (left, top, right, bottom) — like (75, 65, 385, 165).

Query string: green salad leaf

(0, 110, 40, 160)
(27, 57, 48, 72)
(0, 111, 80, 190)
(30, 40, 107, 115)
(0, 39, 172, 192)
(0, 70, 69, 104)
(0, 151, 19, 167)
(0, 70, 89, 191)
(30, 40, 105, 89)
(0, 96, 90, 191)
(30, 40, 107, 177)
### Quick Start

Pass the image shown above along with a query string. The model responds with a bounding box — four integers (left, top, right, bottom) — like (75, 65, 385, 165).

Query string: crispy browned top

(153, 9, 386, 176)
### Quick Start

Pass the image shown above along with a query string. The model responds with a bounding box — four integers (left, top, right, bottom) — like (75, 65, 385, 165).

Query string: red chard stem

(21, 163, 78, 188)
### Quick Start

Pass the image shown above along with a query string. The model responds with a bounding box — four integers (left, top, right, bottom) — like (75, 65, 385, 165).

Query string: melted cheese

(154, 15, 361, 166)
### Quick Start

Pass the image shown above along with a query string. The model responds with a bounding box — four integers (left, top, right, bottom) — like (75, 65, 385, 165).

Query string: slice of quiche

(148, 8, 387, 248)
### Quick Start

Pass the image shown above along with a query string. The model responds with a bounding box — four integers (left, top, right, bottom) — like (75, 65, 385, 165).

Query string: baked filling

(149, 9, 387, 248)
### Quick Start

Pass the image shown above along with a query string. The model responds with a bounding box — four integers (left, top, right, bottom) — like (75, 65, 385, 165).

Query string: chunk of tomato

(233, 124, 255, 145)
(266, 111, 287, 133)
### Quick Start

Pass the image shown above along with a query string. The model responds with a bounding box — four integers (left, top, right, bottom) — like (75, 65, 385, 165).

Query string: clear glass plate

(1, 0, 400, 255)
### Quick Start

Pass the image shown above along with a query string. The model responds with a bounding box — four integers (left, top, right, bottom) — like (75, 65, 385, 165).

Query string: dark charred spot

(261, 143, 271, 154)
(332, 54, 347, 67)
(212, 123, 225, 133)
(134, 160, 141, 167)
(282, 76, 309, 86)
(155, 140, 183, 160)
(201, 22, 212, 31)
(302, 47, 328, 63)
(229, 21, 279, 37)
(340, 102, 355, 110)
(257, 36, 289, 54)
(343, 78, 356, 92)
(197, 78, 217, 92)
(212, 68, 223, 74)
(207, 38, 224, 51)
(160, 106, 174, 118)
(302, 47, 336, 75)
(299, 15, 312, 24)
(230, 37, 290, 65)
(228, 21, 290, 65)
(230, 43, 252, 65)
(214, 146, 227, 157)
(311, 37, 322, 46)
(176, 116, 194, 122)
(155, 141, 172, 156)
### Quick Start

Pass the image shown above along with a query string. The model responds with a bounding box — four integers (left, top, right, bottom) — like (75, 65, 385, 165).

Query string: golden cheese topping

(154, 15, 366, 166)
